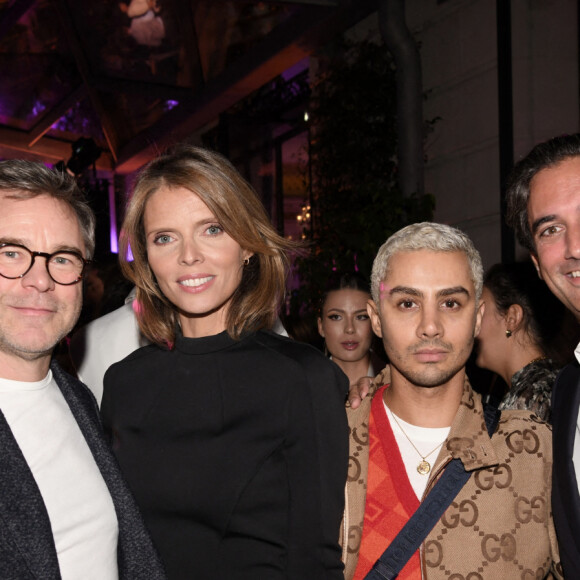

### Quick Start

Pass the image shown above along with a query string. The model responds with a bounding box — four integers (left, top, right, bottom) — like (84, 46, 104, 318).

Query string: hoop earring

(243, 258, 250, 266)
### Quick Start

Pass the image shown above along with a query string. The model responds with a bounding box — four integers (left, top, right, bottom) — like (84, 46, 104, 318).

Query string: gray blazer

(0, 361, 166, 579)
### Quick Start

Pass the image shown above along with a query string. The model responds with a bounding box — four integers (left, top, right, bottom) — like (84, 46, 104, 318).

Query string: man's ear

(474, 299, 485, 338)
(367, 299, 383, 338)
(530, 254, 542, 279)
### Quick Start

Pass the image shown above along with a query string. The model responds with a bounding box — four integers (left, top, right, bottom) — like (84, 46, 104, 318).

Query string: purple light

(281, 58, 308, 81)
(31, 100, 46, 117)
(165, 100, 179, 111)
(108, 182, 118, 253)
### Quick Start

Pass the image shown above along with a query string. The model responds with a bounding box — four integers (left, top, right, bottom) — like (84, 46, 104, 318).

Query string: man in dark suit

(0, 160, 165, 579)
(506, 133, 580, 577)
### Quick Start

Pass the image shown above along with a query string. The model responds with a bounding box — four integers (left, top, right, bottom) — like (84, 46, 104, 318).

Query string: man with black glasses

(0, 160, 164, 579)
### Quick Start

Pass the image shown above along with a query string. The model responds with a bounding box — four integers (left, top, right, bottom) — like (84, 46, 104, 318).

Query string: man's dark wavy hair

(506, 133, 580, 253)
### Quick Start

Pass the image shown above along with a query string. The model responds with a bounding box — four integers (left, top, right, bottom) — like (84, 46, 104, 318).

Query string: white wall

(348, 0, 578, 269)
(409, 0, 578, 267)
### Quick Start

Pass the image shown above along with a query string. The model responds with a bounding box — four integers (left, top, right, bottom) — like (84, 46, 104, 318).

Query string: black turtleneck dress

(101, 329, 349, 580)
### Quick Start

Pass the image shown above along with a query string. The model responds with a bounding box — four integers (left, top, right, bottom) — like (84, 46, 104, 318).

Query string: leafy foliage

(290, 38, 434, 316)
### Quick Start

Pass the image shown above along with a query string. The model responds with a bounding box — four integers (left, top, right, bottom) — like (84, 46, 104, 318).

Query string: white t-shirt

(0, 371, 118, 579)
(71, 299, 147, 405)
(384, 401, 450, 499)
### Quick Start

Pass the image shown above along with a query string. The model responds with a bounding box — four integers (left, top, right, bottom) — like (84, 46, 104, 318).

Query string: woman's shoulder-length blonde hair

(120, 144, 299, 346)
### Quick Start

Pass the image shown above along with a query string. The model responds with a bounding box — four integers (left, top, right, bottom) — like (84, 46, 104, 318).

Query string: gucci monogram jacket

(341, 367, 563, 579)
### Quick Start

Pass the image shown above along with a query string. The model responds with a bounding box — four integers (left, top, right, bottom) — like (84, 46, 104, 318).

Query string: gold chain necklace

(388, 407, 446, 475)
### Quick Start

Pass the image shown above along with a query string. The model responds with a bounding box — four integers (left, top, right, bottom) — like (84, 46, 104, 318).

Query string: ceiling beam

(28, 84, 87, 147)
(175, 0, 206, 88)
(0, 0, 36, 41)
(92, 76, 193, 101)
(55, 0, 120, 162)
(0, 126, 112, 171)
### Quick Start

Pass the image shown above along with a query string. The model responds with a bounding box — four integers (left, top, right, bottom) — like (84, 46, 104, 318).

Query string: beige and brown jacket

(340, 367, 563, 579)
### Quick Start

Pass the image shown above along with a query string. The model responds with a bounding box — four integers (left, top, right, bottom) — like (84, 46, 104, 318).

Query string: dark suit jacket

(0, 361, 165, 580)
(552, 362, 580, 577)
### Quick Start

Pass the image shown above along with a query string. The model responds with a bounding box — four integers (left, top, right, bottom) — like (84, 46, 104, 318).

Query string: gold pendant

(417, 460, 431, 475)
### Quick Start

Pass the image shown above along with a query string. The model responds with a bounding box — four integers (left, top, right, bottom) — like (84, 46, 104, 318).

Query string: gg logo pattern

(340, 376, 561, 579)
(506, 429, 541, 454)
(425, 407, 559, 578)
(342, 404, 372, 565)
(348, 423, 369, 483)
(440, 499, 478, 528)
(347, 525, 363, 555)
(473, 463, 512, 490)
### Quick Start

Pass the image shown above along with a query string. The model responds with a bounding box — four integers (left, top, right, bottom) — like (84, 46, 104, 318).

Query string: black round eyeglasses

(0, 243, 91, 286)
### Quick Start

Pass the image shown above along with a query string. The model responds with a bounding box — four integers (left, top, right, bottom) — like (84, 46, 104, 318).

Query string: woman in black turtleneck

(101, 144, 348, 580)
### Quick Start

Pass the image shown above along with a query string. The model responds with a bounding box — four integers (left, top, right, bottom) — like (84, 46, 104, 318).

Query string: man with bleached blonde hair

(341, 222, 561, 579)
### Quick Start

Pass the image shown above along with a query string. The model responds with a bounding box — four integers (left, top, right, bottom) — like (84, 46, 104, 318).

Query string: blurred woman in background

(318, 273, 385, 388)
(476, 261, 578, 422)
